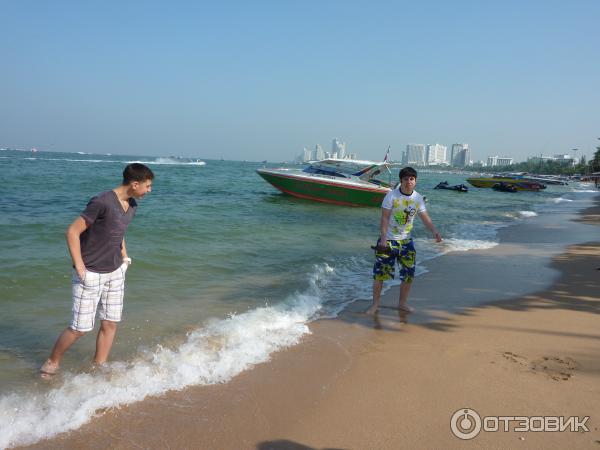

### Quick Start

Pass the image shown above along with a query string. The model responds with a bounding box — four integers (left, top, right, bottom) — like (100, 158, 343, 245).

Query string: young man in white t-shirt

(366, 167, 442, 315)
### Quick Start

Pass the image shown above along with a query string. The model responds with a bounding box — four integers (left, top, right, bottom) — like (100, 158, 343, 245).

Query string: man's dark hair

(399, 166, 418, 179)
(123, 163, 154, 184)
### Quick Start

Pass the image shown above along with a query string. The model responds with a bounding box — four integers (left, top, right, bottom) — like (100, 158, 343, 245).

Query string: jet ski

(434, 181, 469, 192)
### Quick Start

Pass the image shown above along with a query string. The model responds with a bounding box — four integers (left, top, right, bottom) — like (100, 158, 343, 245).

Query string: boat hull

(257, 169, 388, 206)
(466, 177, 545, 191)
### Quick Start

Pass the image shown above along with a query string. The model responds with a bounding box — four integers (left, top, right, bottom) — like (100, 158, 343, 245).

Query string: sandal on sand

(398, 305, 414, 313)
(40, 360, 59, 378)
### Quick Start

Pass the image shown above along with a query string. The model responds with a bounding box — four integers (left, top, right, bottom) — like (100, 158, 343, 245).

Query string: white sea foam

(127, 157, 206, 166)
(312, 258, 372, 317)
(436, 238, 499, 254)
(0, 292, 321, 448)
(504, 211, 538, 219)
(552, 197, 574, 203)
(518, 210, 538, 217)
(573, 189, 598, 193)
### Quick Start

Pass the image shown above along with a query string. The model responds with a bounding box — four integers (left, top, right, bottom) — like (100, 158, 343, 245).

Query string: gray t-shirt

(80, 190, 137, 273)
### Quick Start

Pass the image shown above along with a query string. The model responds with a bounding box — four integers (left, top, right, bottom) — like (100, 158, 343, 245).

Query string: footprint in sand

(531, 356, 578, 381)
(501, 351, 528, 366)
(501, 352, 578, 381)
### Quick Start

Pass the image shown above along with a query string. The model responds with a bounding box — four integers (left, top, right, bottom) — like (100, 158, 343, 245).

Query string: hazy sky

(2, 1, 599, 162)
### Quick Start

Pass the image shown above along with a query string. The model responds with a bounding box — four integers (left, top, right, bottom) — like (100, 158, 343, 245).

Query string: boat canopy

(303, 159, 390, 180)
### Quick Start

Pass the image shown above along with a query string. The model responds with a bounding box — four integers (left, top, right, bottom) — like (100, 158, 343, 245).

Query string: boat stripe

(275, 186, 369, 207)
(258, 170, 388, 193)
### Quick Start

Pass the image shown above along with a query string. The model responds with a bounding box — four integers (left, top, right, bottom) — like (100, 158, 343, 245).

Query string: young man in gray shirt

(40, 163, 154, 377)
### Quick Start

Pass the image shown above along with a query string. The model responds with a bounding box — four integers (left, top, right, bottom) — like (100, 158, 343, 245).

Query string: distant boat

(467, 176, 546, 191)
(30, 147, 38, 153)
(522, 175, 568, 185)
(256, 158, 392, 206)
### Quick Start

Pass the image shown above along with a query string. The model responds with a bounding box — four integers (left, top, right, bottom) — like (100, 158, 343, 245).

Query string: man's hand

(75, 264, 86, 282)
(377, 240, 389, 252)
(434, 232, 442, 243)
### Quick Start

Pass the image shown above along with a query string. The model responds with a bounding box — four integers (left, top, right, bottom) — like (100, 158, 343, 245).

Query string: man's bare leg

(366, 279, 384, 314)
(398, 281, 414, 312)
(41, 327, 85, 375)
(94, 320, 117, 364)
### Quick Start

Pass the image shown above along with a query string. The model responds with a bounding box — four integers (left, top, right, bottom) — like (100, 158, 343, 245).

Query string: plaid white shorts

(70, 263, 128, 332)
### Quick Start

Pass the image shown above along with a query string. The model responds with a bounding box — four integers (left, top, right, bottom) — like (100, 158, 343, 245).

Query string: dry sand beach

(18, 196, 600, 450)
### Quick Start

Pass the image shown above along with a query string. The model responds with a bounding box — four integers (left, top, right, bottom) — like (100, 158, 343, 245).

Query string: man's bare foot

(365, 305, 380, 315)
(40, 359, 59, 379)
(398, 304, 414, 313)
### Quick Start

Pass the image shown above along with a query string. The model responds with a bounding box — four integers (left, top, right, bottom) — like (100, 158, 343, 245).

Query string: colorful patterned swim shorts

(372, 238, 416, 282)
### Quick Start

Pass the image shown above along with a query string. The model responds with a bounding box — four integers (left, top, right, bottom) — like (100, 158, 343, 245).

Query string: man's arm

(121, 238, 131, 265)
(419, 211, 442, 242)
(121, 238, 128, 259)
(66, 217, 89, 280)
(377, 208, 392, 250)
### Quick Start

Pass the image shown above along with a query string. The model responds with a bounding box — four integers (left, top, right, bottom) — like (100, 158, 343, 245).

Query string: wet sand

(19, 196, 600, 449)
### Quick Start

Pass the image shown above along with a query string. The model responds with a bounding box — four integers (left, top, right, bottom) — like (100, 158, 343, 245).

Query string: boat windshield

(302, 165, 349, 178)
(302, 159, 387, 179)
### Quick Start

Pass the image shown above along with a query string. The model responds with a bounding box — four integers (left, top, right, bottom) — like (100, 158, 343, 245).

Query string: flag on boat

(383, 146, 390, 162)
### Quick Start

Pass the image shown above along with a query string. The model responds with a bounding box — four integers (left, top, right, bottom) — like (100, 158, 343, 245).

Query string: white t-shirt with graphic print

(381, 188, 427, 241)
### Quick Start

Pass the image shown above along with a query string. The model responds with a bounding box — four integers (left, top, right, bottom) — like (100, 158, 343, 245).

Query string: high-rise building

(302, 147, 313, 162)
(404, 144, 426, 166)
(462, 146, 471, 167)
(315, 144, 325, 161)
(426, 143, 448, 165)
(451, 144, 470, 167)
(332, 138, 346, 159)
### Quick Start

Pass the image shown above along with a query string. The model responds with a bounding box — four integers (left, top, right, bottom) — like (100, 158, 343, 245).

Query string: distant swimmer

(366, 166, 442, 315)
(40, 163, 154, 378)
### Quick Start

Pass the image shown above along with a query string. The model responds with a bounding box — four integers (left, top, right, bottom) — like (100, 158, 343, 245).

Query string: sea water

(0, 149, 597, 447)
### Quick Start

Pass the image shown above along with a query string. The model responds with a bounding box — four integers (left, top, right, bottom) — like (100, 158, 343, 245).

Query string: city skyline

(1, 1, 598, 162)
(0, 139, 585, 167)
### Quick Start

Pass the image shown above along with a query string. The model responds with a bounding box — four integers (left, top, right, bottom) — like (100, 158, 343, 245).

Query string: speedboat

(434, 181, 468, 192)
(256, 159, 392, 206)
(467, 176, 546, 191)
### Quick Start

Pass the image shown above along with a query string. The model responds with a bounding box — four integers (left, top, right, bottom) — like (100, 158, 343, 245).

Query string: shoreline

(16, 194, 600, 449)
